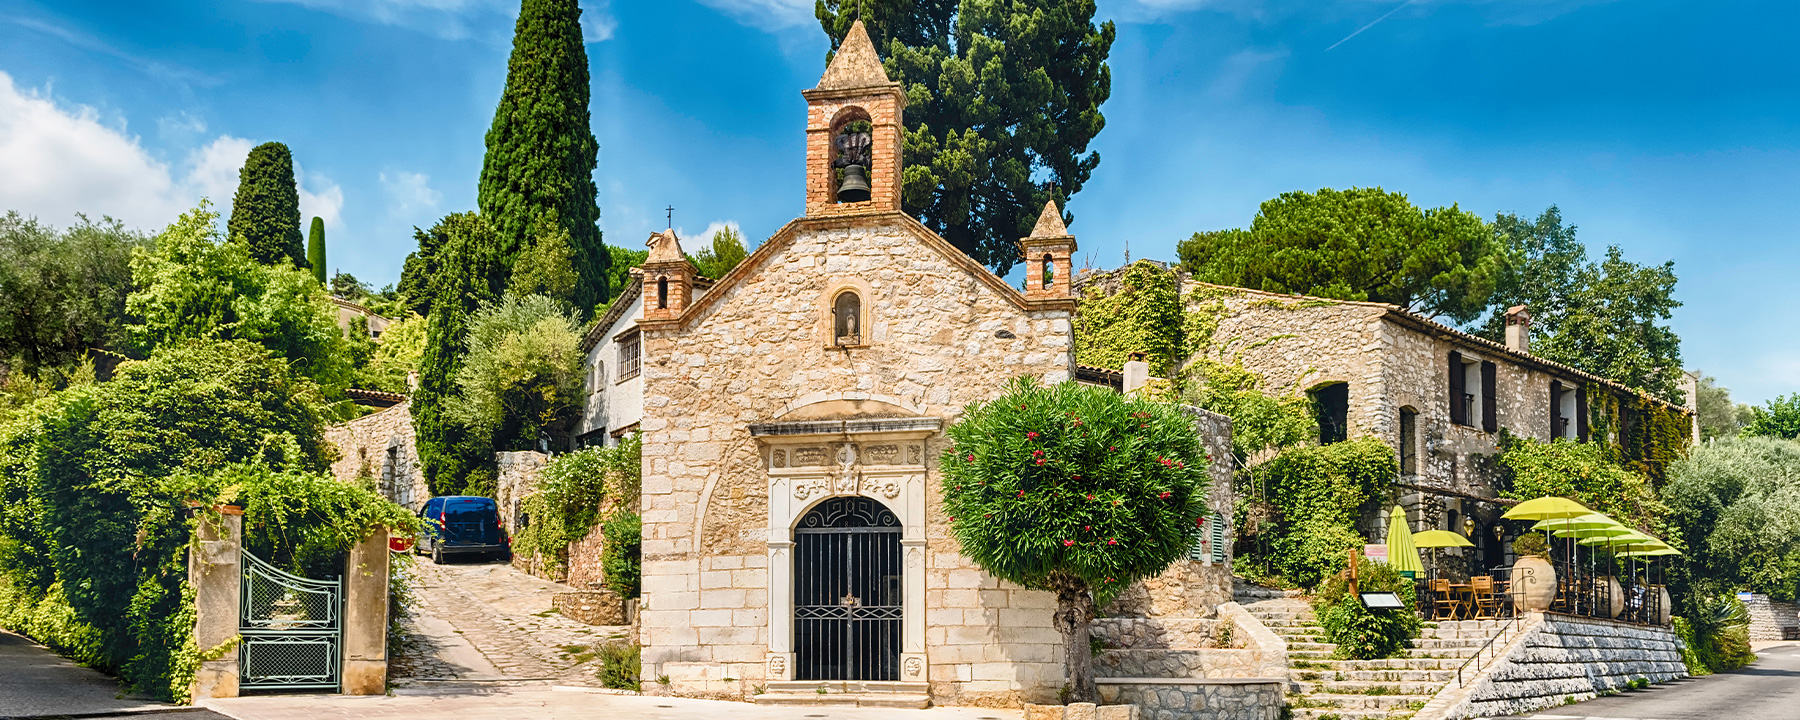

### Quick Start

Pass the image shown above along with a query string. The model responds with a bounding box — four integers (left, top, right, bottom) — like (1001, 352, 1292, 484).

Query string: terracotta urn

(1597, 576, 1624, 618)
(1510, 556, 1556, 612)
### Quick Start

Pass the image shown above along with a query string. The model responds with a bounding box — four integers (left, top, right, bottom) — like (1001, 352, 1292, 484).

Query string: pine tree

(478, 0, 610, 315)
(307, 217, 327, 285)
(228, 142, 307, 268)
(411, 213, 510, 495)
(818, 1, 1114, 274)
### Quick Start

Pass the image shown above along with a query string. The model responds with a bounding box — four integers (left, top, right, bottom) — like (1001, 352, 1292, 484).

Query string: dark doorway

(794, 496, 902, 681)
(1312, 383, 1349, 445)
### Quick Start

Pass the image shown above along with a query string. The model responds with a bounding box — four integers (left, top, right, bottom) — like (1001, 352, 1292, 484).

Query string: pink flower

(1195, 517, 1205, 527)
(1084, 525, 1092, 532)
(1086, 494, 1096, 501)
(1063, 540, 1075, 547)
(967, 454, 975, 462)
(1027, 431, 1040, 439)
(1108, 539, 1118, 545)
(1018, 490, 1027, 498)
(1033, 450, 1045, 457)
(1035, 459, 1046, 465)
(1112, 499, 1122, 506)
(1158, 492, 1171, 499)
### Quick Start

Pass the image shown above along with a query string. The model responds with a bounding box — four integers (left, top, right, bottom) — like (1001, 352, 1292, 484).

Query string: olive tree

(940, 378, 1210, 702)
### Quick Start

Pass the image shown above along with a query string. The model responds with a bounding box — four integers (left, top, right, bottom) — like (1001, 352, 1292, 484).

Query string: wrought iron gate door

(794, 496, 902, 681)
(239, 551, 341, 691)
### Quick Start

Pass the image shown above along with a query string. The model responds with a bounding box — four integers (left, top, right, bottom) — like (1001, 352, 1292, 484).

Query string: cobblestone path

(389, 556, 632, 687)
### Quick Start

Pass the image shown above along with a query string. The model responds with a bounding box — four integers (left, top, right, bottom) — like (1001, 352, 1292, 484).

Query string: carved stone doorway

(793, 496, 902, 681)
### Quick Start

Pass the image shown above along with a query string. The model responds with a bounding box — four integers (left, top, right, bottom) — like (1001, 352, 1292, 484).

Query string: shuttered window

(1576, 386, 1590, 441)
(1550, 380, 1564, 439)
(1189, 511, 1229, 565)
(1481, 361, 1498, 433)
(1211, 511, 1227, 564)
(1448, 351, 1467, 426)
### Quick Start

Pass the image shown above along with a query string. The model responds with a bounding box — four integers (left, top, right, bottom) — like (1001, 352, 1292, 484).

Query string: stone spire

(645, 228, 686, 265)
(817, 20, 891, 91)
(1030, 199, 1071, 238)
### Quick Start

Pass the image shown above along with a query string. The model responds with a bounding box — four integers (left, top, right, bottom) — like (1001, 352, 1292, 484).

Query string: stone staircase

(1243, 598, 1500, 720)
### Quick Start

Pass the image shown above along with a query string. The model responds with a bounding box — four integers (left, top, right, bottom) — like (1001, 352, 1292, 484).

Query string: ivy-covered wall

(1586, 387, 1693, 486)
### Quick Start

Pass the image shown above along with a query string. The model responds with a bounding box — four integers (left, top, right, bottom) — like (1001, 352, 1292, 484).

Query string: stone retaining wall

(1743, 593, 1800, 641)
(1096, 678, 1283, 720)
(1430, 614, 1686, 720)
(323, 400, 428, 511)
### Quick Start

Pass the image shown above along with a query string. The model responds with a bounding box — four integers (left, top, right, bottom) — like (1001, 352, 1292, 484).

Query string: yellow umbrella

(1386, 505, 1424, 576)
(1501, 496, 1591, 521)
(1619, 546, 1681, 557)
(1532, 513, 1621, 535)
(1578, 530, 1658, 547)
(1413, 530, 1475, 548)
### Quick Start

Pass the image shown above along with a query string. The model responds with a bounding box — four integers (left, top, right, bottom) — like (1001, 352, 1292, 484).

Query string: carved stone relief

(862, 444, 900, 465)
(792, 447, 829, 466)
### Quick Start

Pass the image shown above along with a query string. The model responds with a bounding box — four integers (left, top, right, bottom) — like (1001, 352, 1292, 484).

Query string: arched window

(657, 277, 669, 309)
(830, 109, 874, 204)
(833, 290, 862, 346)
(1041, 254, 1054, 289)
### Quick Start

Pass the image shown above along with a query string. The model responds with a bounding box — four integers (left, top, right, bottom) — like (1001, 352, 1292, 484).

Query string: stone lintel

(748, 417, 942, 438)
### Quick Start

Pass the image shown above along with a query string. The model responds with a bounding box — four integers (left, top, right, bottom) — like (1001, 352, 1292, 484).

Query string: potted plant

(1510, 532, 1556, 612)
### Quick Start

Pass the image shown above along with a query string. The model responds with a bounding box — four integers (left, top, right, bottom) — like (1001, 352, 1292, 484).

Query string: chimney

(1504, 305, 1532, 354)
(1123, 351, 1150, 394)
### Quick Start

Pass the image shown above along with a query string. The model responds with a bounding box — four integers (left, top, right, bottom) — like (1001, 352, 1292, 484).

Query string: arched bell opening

(792, 495, 901, 682)
(656, 276, 669, 309)
(1041, 253, 1055, 289)
(829, 107, 874, 203)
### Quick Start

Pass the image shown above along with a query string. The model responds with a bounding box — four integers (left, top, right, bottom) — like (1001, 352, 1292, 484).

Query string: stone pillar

(188, 506, 243, 700)
(342, 527, 390, 695)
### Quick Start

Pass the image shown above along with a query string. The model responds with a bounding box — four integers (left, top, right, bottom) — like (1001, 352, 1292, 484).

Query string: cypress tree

(411, 212, 509, 495)
(478, 0, 610, 315)
(228, 142, 307, 268)
(307, 217, 327, 285)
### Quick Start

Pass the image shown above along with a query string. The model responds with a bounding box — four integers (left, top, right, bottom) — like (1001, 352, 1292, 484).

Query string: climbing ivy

(1585, 388, 1692, 486)
(1073, 261, 1187, 376)
(1247, 438, 1396, 588)
(513, 434, 641, 580)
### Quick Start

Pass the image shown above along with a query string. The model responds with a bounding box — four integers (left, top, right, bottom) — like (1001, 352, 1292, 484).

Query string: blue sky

(0, 0, 1794, 404)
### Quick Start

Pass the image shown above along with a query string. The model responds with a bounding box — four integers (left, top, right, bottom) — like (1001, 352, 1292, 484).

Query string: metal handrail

(1452, 611, 1528, 689)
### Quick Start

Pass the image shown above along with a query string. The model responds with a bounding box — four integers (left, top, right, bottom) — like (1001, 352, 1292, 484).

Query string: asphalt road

(1500, 641, 1800, 720)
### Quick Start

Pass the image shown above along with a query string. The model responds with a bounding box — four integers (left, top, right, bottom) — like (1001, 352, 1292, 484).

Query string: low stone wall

(1023, 702, 1139, 720)
(1096, 678, 1283, 720)
(1428, 613, 1686, 720)
(1091, 604, 1287, 682)
(553, 589, 628, 625)
(1744, 593, 1800, 641)
(323, 400, 428, 511)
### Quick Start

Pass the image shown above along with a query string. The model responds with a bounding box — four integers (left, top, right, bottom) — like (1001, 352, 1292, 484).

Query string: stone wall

(323, 400, 428, 511)
(1095, 678, 1283, 720)
(1427, 614, 1687, 720)
(1744, 593, 1800, 641)
(637, 215, 1074, 707)
(1092, 603, 1286, 682)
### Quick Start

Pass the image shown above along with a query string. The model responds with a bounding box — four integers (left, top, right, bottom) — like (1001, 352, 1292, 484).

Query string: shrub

(597, 641, 641, 691)
(1513, 532, 1549, 558)
(1254, 438, 1396, 588)
(600, 511, 642, 599)
(940, 377, 1211, 702)
(514, 435, 641, 579)
(1679, 593, 1755, 673)
(1312, 556, 1421, 660)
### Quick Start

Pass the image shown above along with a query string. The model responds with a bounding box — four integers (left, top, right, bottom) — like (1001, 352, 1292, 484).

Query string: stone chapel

(630, 21, 1230, 708)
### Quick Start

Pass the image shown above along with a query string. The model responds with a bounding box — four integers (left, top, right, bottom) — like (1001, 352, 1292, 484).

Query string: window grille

(619, 334, 641, 381)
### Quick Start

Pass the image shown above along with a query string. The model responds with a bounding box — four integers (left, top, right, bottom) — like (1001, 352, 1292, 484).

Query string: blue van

(418, 496, 510, 563)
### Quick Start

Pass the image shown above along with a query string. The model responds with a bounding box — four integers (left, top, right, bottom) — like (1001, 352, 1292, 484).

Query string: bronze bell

(837, 164, 871, 203)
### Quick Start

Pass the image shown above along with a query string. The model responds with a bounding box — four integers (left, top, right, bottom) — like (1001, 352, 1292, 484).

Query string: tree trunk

(1050, 574, 1098, 704)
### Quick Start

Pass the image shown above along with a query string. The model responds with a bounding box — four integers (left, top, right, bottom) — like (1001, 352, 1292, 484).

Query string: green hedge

(1248, 437, 1396, 588)
(0, 340, 414, 701)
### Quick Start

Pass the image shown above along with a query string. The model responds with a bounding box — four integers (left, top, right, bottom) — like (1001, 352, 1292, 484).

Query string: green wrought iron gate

(239, 551, 341, 691)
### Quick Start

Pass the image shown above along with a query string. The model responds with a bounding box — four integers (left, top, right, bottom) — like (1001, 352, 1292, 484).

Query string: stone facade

(1743, 592, 1800, 641)
(1095, 678, 1283, 720)
(1079, 273, 1699, 575)
(323, 400, 428, 512)
(1422, 613, 1687, 720)
(577, 275, 649, 448)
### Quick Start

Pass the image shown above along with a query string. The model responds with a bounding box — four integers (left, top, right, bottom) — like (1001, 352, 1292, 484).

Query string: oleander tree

(940, 377, 1210, 703)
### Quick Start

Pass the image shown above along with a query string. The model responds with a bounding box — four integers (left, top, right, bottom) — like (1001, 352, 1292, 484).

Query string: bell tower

(803, 20, 905, 215)
(640, 229, 695, 322)
(1019, 200, 1078, 309)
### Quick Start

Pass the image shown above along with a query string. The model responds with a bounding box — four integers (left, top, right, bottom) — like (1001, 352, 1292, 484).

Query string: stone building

(576, 260, 714, 449)
(322, 400, 429, 512)
(1085, 268, 1696, 571)
(626, 22, 1233, 708)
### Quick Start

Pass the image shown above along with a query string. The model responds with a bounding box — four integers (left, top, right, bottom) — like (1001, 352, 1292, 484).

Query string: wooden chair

(1431, 579, 1461, 621)
(1471, 576, 1499, 619)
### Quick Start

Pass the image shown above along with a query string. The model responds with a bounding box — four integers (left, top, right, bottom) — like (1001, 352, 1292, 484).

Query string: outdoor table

(1447, 583, 1474, 620)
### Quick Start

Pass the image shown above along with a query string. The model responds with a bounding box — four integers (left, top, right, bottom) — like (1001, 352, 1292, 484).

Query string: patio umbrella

(1413, 530, 1475, 548)
(1532, 513, 1622, 535)
(1386, 505, 1424, 577)
(1502, 498, 1592, 613)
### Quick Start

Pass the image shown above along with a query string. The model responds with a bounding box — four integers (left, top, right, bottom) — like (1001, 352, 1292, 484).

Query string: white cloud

(380, 171, 442, 216)
(674, 220, 754, 251)
(695, 0, 814, 31)
(0, 72, 345, 233)
(253, 0, 618, 43)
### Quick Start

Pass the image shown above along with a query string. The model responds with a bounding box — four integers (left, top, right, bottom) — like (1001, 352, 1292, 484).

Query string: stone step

(1409, 637, 1488, 649)
(1331, 658, 1463, 671)
(1290, 706, 1422, 720)
(752, 693, 930, 709)
(1290, 669, 1454, 683)
(1288, 642, 1338, 652)
(1293, 680, 1444, 696)
(1294, 693, 1432, 710)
